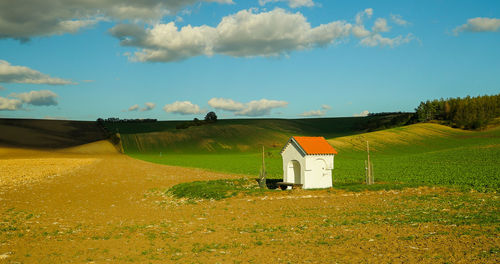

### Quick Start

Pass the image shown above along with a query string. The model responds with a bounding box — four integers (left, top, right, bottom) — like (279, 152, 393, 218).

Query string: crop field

(128, 123, 500, 192)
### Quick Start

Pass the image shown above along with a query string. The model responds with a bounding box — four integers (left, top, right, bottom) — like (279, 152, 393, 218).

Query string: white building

(280, 136, 338, 189)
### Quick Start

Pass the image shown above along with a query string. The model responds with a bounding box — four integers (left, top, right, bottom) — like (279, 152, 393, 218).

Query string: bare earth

(0, 142, 498, 263)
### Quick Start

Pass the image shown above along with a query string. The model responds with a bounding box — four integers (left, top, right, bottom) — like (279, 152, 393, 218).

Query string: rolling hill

(0, 118, 108, 149)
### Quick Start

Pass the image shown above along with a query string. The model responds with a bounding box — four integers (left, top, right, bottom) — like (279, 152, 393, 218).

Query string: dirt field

(0, 142, 498, 263)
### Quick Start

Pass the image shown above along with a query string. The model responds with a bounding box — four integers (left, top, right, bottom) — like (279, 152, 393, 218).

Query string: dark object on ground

(205, 111, 217, 123)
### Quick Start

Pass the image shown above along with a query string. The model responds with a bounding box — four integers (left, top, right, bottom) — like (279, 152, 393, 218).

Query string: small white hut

(280, 136, 338, 189)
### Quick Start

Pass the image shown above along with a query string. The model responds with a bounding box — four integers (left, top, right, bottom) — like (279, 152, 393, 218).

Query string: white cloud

(10, 90, 58, 106)
(208, 97, 288, 116)
(0, 60, 74, 85)
(355, 8, 373, 25)
(163, 101, 202, 115)
(352, 25, 371, 38)
(0, 0, 234, 39)
(372, 18, 390, 33)
(259, 0, 315, 8)
(390, 14, 409, 26)
(300, 109, 325, 117)
(300, 104, 331, 117)
(208, 97, 245, 111)
(0, 97, 22, 111)
(141, 102, 156, 111)
(111, 8, 352, 62)
(453, 17, 500, 35)
(353, 110, 369, 117)
(360, 33, 414, 48)
(128, 104, 139, 111)
(235, 99, 288, 116)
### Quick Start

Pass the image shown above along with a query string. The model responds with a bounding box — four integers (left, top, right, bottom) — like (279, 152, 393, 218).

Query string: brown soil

(0, 143, 498, 263)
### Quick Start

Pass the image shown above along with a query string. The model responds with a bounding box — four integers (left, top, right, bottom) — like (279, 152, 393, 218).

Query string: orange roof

(292, 136, 338, 155)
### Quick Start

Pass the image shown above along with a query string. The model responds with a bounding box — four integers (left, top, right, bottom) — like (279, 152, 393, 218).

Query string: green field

(110, 117, 500, 192)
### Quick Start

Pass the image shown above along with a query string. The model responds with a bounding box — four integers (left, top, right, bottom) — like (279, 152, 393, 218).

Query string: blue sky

(0, 0, 498, 120)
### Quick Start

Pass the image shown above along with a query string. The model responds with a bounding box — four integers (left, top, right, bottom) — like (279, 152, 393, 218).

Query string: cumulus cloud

(352, 25, 371, 38)
(0, 60, 74, 85)
(321, 104, 331, 110)
(235, 99, 288, 116)
(10, 90, 58, 106)
(372, 18, 390, 32)
(163, 101, 202, 115)
(353, 110, 369, 117)
(390, 14, 409, 26)
(208, 97, 245, 111)
(128, 104, 139, 111)
(355, 8, 373, 25)
(0, 0, 233, 39)
(360, 33, 414, 48)
(208, 97, 288, 116)
(141, 102, 156, 111)
(453, 17, 500, 35)
(0, 97, 22, 111)
(259, 0, 315, 8)
(111, 8, 352, 62)
(352, 9, 415, 48)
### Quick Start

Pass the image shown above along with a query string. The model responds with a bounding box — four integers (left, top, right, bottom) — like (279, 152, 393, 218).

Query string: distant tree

(415, 93, 500, 130)
(204, 111, 218, 123)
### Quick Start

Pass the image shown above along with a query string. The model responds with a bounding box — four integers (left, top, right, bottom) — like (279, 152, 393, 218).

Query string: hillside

(0, 118, 108, 149)
(104, 113, 413, 154)
(125, 121, 500, 191)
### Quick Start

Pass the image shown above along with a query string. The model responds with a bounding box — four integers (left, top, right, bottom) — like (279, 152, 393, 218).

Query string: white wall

(303, 155, 333, 189)
(281, 142, 334, 189)
(281, 141, 305, 184)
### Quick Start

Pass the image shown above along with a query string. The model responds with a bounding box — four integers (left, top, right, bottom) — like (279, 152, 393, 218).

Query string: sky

(0, 0, 499, 121)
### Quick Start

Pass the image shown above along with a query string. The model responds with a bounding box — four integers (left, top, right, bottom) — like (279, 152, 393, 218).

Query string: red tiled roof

(292, 136, 338, 155)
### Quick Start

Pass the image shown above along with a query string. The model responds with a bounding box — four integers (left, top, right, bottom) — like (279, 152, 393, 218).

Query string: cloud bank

(0, 60, 74, 85)
(208, 97, 288, 116)
(0, 0, 233, 39)
(111, 8, 352, 62)
(111, 8, 415, 62)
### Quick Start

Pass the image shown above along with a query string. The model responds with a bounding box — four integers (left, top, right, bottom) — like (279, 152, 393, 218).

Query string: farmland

(120, 120, 500, 192)
(0, 117, 498, 263)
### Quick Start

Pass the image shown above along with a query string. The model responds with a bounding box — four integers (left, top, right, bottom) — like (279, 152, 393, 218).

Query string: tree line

(415, 94, 500, 129)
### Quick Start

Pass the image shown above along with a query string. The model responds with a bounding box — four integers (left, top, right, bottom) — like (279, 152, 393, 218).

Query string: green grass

(123, 120, 500, 192)
(167, 178, 268, 200)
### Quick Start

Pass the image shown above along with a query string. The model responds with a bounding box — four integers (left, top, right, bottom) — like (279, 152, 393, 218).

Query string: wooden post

(366, 141, 373, 185)
(259, 145, 267, 188)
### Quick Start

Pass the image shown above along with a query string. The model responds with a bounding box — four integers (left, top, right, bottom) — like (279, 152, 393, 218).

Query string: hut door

(287, 160, 301, 184)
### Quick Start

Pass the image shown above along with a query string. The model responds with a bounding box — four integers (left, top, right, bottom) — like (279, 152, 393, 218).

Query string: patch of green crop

(167, 178, 269, 200)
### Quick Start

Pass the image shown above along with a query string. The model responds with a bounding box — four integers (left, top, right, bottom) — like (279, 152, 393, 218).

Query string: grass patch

(167, 178, 268, 200)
